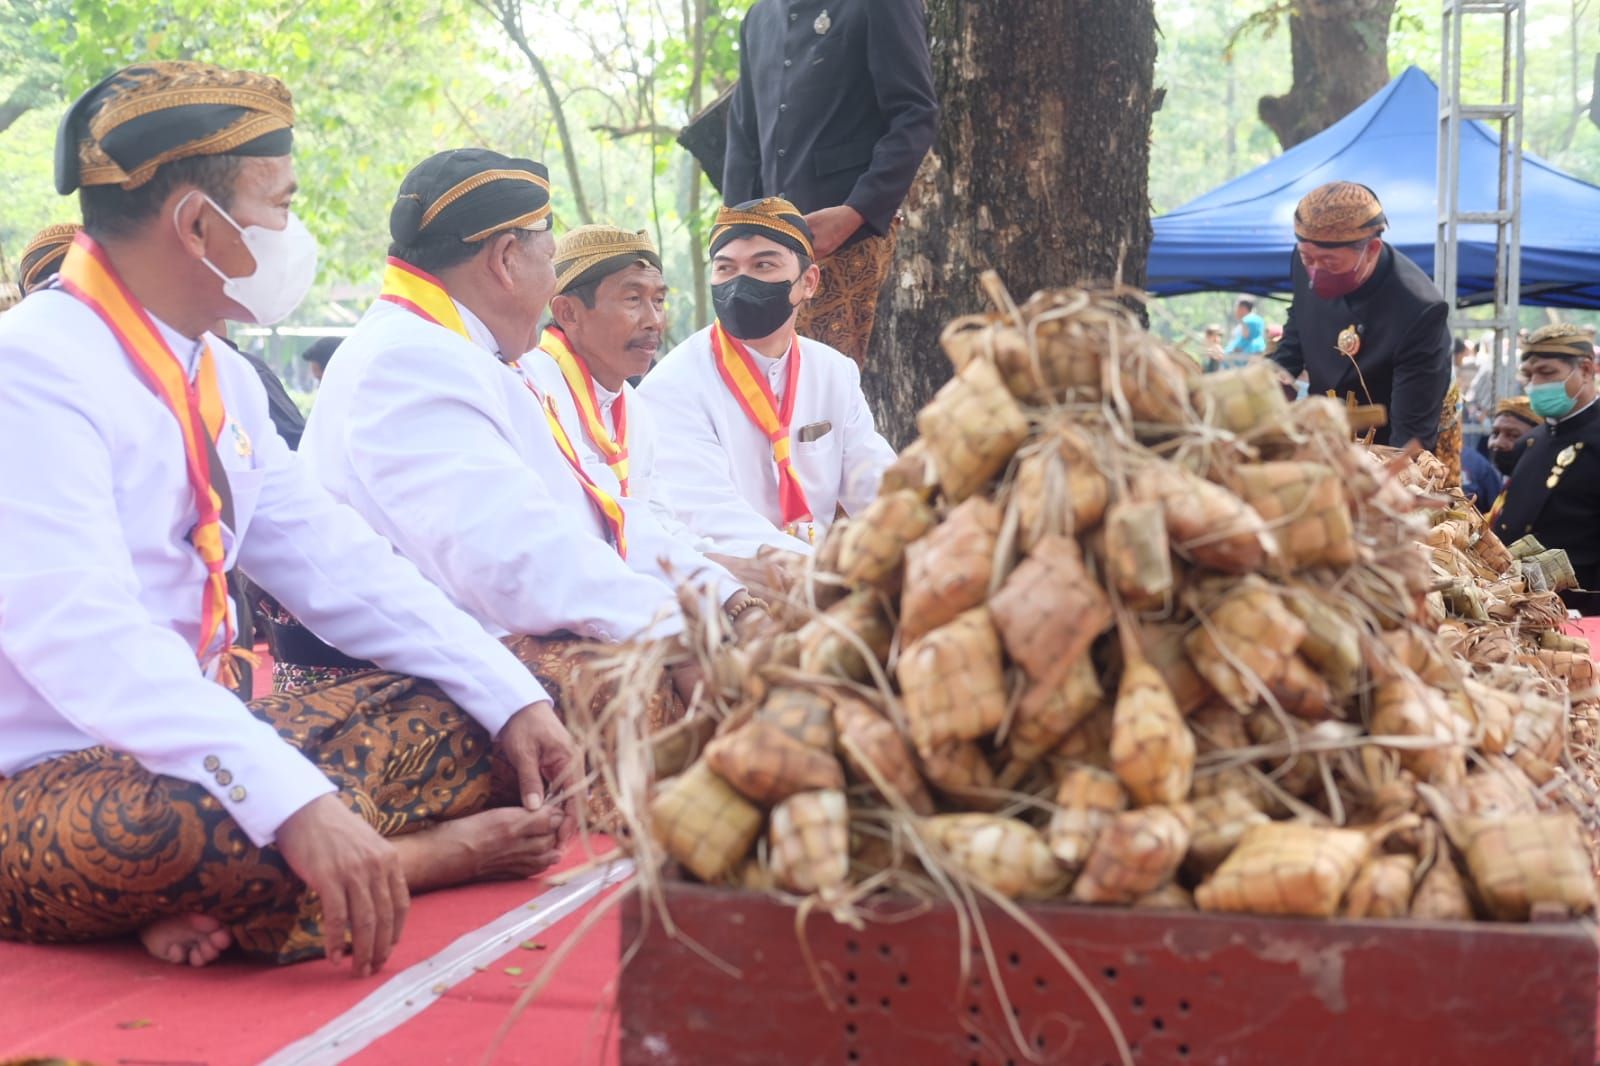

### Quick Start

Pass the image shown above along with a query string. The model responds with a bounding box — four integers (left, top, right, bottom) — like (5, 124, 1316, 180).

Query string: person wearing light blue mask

(1491, 323, 1600, 614)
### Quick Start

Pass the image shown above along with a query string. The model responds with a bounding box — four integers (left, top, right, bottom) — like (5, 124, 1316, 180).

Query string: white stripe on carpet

(260, 859, 634, 1066)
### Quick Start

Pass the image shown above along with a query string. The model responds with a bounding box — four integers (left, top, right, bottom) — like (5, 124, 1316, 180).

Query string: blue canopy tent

(1147, 66, 1600, 309)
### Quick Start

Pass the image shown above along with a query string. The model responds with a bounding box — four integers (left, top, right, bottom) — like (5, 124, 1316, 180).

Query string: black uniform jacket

(1492, 399, 1600, 607)
(723, 0, 938, 246)
(1272, 244, 1453, 448)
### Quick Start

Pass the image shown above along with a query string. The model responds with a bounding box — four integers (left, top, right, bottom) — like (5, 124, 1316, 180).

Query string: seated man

(639, 197, 897, 557)
(18, 222, 81, 295)
(297, 150, 758, 724)
(0, 62, 577, 977)
(527, 224, 788, 594)
(1491, 325, 1600, 613)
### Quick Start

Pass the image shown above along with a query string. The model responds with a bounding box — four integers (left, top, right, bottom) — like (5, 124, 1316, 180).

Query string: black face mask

(1490, 447, 1521, 476)
(712, 274, 798, 341)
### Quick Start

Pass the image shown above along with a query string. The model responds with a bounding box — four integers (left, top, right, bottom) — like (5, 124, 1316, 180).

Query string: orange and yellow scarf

(710, 321, 811, 528)
(58, 233, 236, 678)
(538, 325, 629, 493)
(379, 259, 628, 557)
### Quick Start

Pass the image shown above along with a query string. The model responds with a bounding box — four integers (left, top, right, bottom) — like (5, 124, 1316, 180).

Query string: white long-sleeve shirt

(300, 299, 735, 646)
(637, 326, 897, 558)
(520, 350, 715, 555)
(0, 290, 549, 847)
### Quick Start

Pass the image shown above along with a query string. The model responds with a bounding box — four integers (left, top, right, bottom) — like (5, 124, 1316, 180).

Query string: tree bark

(864, 0, 1160, 448)
(1257, 0, 1398, 150)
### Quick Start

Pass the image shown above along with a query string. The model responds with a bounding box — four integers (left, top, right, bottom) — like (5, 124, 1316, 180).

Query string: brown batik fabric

(1435, 382, 1464, 489)
(271, 633, 685, 828)
(0, 671, 515, 964)
(795, 226, 898, 367)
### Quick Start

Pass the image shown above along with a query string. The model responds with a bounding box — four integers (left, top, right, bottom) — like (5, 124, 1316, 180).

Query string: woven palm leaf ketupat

(1344, 853, 1419, 919)
(1183, 579, 1308, 711)
(833, 696, 936, 816)
(650, 760, 765, 883)
(1231, 462, 1357, 570)
(900, 496, 1002, 642)
(1134, 461, 1276, 574)
(897, 607, 1008, 755)
(834, 489, 936, 588)
(1103, 498, 1174, 609)
(1195, 822, 1370, 918)
(1109, 647, 1196, 807)
(1461, 814, 1598, 921)
(1071, 805, 1192, 904)
(916, 357, 1029, 503)
(1190, 361, 1293, 435)
(704, 720, 846, 806)
(998, 653, 1105, 788)
(757, 687, 838, 751)
(1047, 766, 1128, 872)
(770, 789, 852, 899)
(1010, 424, 1110, 549)
(919, 813, 1068, 899)
(989, 534, 1111, 682)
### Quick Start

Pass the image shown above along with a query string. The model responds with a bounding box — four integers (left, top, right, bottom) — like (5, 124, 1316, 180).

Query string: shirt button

(778, 148, 787, 158)
(215, 770, 233, 786)
(779, 103, 788, 112)
(229, 786, 247, 803)
(789, 11, 797, 19)
(784, 59, 792, 68)
(203, 755, 220, 772)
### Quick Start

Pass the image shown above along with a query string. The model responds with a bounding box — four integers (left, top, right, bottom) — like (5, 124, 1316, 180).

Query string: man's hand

(499, 701, 581, 846)
(803, 205, 865, 260)
(275, 794, 408, 979)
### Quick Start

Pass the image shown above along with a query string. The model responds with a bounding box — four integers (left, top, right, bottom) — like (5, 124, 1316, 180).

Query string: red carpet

(0, 846, 624, 1066)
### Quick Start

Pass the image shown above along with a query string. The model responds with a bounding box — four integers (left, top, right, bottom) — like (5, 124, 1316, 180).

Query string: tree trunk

(865, 0, 1160, 448)
(1257, 0, 1397, 150)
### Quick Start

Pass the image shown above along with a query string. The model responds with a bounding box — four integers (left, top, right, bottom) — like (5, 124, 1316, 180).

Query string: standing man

(640, 198, 897, 558)
(723, 0, 938, 365)
(17, 222, 81, 295)
(1272, 181, 1452, 449)
(0, 62, 577, 975)
(1491, 325, 1600, 612)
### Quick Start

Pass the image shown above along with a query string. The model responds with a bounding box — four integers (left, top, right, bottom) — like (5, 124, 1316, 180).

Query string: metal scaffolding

(1434, 0, 1526, 406)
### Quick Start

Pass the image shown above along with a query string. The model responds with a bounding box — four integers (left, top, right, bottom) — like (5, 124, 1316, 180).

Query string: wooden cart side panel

(620, 884, 1598, 1066)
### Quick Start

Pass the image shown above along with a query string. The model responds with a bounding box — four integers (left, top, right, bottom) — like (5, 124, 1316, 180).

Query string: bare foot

(139, 913, 232, 967)
(393, 807, 566, 893)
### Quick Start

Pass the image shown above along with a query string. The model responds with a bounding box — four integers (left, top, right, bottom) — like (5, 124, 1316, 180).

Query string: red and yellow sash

(58, 233, 235, 674)
(710, 321, 811, 527)
(378, 261, 628, 557)
(538, 325, 629, 493)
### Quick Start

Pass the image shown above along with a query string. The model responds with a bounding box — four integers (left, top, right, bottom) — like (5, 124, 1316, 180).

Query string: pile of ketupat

(626, 277, 1600, 929)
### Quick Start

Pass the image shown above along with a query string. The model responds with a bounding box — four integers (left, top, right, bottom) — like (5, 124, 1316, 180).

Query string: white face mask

(177, 191, 319, 325)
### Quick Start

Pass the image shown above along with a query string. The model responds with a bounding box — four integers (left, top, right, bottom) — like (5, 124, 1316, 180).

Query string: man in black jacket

(1272, 182, 1452, 449)
(724, 0, 937, 365)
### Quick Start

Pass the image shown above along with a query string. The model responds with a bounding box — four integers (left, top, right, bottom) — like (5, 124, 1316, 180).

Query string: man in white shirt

(639, 197, 897, 558)
(0, 62, 578, 978)
(296, 151, 762, 742)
